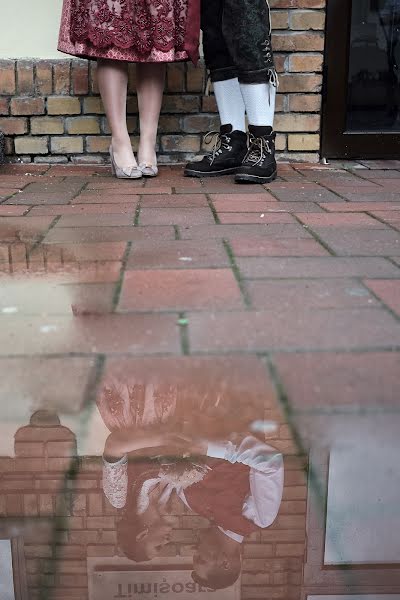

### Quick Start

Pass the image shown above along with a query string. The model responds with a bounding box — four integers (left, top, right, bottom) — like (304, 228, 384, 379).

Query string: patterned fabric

(58, 0, 200, 63)
(97, 379, 178, 432)
(71, 0, 187, 53)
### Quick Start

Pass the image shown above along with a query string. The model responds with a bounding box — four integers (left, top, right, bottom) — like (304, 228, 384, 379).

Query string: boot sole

(235, 170, 277, 184)
(184, 166, 240, 178)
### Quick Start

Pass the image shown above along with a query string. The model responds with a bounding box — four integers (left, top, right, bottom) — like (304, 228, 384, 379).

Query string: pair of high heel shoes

(109, 146, 158, 179)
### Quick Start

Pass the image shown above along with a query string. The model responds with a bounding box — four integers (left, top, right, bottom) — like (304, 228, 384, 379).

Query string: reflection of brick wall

(0, 418, 307, 600)
(0, 0, 326, 164)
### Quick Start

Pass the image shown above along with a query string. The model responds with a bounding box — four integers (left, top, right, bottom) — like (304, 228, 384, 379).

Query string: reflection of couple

(98, 378, 284, 590)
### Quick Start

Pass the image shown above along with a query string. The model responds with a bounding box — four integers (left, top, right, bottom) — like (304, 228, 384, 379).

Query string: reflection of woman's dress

(97, 379, 178, 432)
(97, 374, 252, 438)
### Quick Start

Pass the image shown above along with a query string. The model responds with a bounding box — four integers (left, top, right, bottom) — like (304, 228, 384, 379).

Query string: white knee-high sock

(240, 83, 276, 127)
(213, 78, 246, 132)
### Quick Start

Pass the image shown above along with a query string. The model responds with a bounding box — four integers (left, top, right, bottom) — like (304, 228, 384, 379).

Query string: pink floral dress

(58, 0, 200, 63)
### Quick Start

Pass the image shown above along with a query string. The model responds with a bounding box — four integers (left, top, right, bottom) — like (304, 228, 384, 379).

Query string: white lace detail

(103, 458, 209, 512)
(136, 462, 210, 514)
(103, 456, 128, 508)
(159, 461, 210, 487)
(137, 477, 163, 514)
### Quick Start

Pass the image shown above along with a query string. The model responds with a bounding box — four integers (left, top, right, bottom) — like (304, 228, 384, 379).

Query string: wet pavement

(0, 160, 400, 600)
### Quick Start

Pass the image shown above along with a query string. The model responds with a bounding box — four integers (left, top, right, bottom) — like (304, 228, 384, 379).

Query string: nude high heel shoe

(109, 146, 142, 179)
(139, 163, 159, 178)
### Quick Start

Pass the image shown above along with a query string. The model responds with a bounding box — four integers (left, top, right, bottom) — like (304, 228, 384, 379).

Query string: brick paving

(0, 160, 399, 369)
(1, 160, 400, 599)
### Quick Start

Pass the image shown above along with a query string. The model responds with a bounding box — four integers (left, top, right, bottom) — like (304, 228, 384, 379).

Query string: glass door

(0, 537, 28, 600)
(321, 0, 400, 159)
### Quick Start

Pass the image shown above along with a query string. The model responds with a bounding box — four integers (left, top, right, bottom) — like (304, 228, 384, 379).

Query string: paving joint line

(84, 353, 106, 410)
(205, 193, 221, 224)
(7, 244, 13, 273)
(344, 167, 393, 185)
(281, 166, 308, 180)
(314, 203, 333, 213)
(311, 182, 350, 202)
(264, 184, 346, 210)
(281, 405, 400, 416)
(316, 177, 372, 201)
(361, 277, 400, 323)
(111, 241, 132, 310)
(27, 215, 62, 258)
(134, 197, 142, 226)
(261, 187, 279, 202)
(222, 239, 252, 309)
(364, 210, 400, 235)
(386, 256, 400, 269)
(21, 205, 34, 216)
(178, 312, 190, 355)
(0, 351, 190, 359)
(0, 187, 28, 204)
(1, 344, 400, 362)
(291, 213, 337, 256)
(264, 353, 297, 422)
(69, 178, 90, 201)
(109, 264, 230, 272)
(239, 268, 400, 279)
(173, 225, 181, 240)
(174, 344, 400, 356)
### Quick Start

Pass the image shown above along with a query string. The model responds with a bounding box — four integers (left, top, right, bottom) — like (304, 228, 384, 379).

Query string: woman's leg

(136, 63, 166, 166)
(97, 58, 137, 168)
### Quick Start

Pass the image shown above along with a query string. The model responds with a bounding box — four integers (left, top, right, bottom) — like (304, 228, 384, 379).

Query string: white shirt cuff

(218, 526, 244, 544)
(206, 441, 227, 459)
(103, 454, 128, 467)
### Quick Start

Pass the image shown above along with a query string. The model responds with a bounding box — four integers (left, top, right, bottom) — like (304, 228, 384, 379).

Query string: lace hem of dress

(103, 458, 128, 509)
(70, 0, 188, 55)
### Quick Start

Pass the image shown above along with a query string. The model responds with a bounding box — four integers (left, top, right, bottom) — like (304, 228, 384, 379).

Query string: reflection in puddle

(1, 178, 400, 600)
(0, 363, 294, 599)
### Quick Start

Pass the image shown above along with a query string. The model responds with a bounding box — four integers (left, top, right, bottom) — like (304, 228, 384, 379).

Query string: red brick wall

(0, 416, 308, 600)
(0, 0, 325, 164)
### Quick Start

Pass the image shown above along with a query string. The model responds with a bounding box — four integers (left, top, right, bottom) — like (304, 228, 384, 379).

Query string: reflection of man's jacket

(103, 436, 284, 542)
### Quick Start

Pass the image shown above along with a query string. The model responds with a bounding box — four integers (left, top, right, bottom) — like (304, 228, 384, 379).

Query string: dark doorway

(321, 0, 400, 159)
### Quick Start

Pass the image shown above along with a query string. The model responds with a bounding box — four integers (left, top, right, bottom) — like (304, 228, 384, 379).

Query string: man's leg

(201, 0, 246, 132)
(213, 79, 246, 133)
(184, 0, 248, 177)
(240, 83, 276, 128)
(223, 0, 278, 183)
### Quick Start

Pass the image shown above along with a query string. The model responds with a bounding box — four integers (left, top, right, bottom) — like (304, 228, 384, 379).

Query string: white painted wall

(0, 0, 65, 58)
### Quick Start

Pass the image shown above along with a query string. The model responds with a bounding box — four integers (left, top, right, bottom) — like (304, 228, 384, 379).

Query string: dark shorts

(201, 0, 275, 84)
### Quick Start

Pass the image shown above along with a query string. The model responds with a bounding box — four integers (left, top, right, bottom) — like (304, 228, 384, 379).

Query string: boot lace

(203, 131, 232, 164)
(244, 135, 272, 166)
